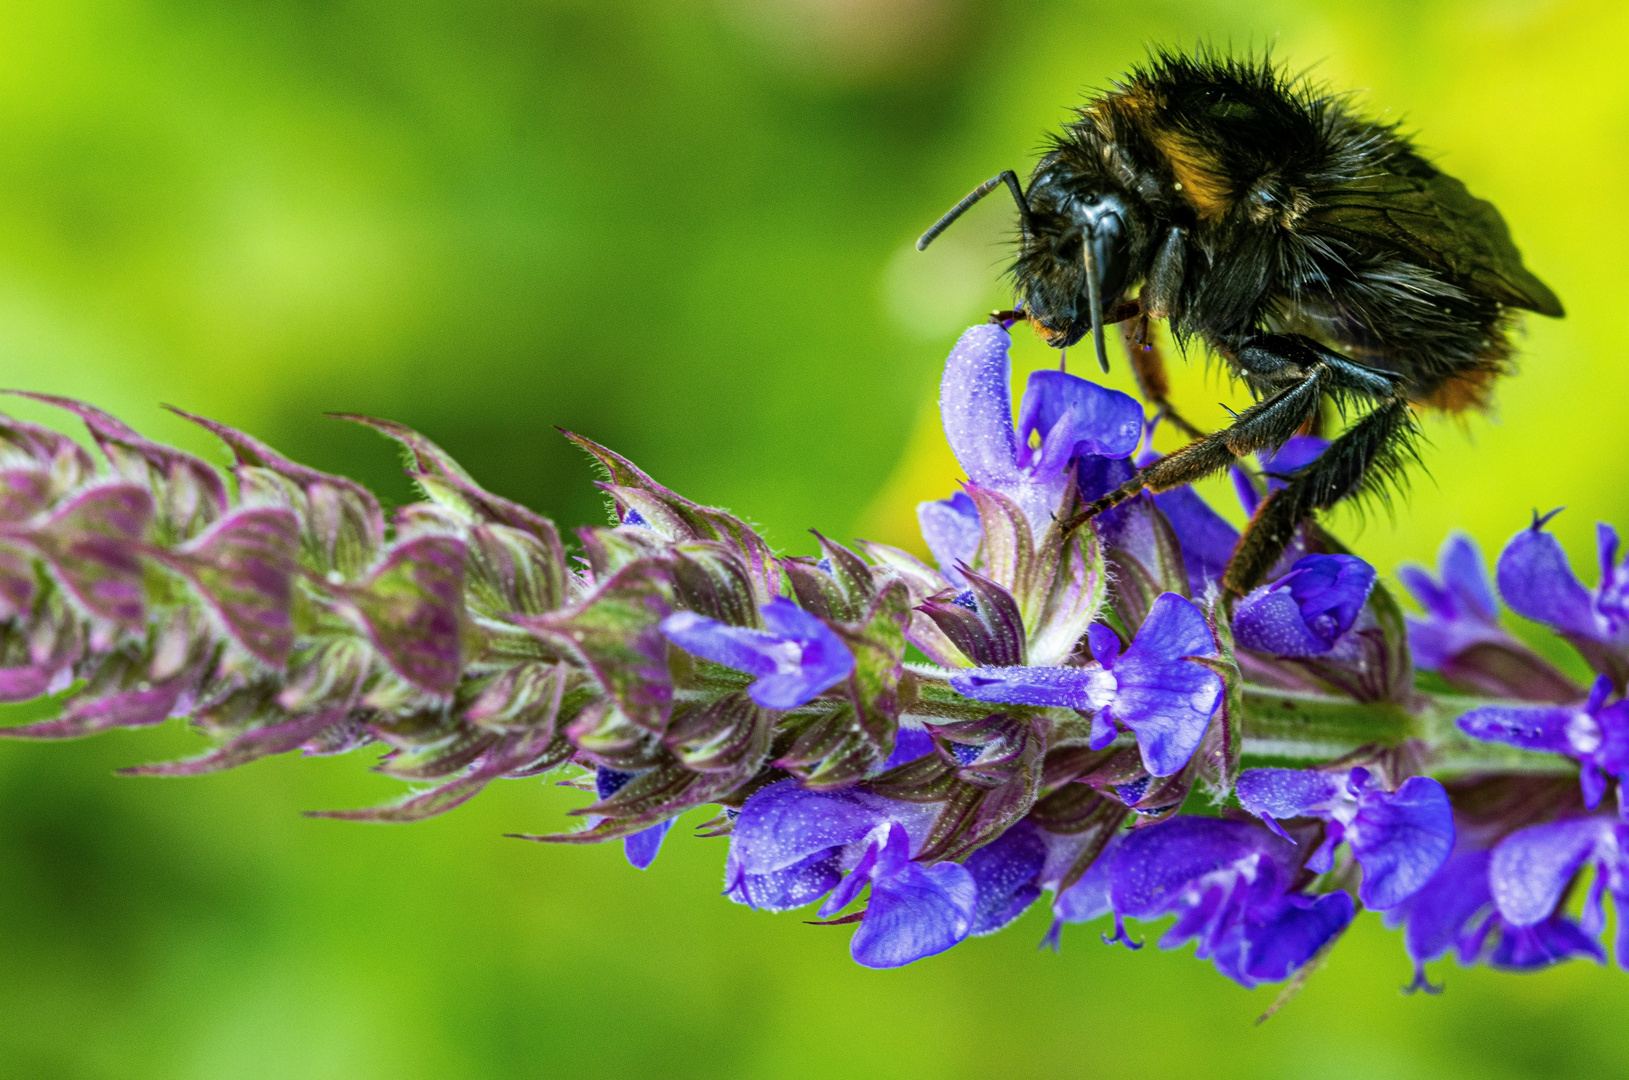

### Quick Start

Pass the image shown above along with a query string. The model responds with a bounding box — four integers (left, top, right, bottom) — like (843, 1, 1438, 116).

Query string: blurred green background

(0, 1, 1624, 1077)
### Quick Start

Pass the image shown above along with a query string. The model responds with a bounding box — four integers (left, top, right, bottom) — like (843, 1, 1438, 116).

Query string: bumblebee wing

(1311, 170, 1564, 318)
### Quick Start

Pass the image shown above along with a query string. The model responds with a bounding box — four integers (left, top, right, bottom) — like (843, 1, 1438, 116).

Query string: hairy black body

(918, 51, 1562, 596)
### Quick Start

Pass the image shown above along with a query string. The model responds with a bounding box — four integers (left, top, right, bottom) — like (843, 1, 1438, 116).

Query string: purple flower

(1398, 532, 1581, 702)
(1232, 554, 1377, 658)
(723, 779, 974, 967)
(917, 492, 981, 588)
(660, 598, 854, 709)
(1458, 676, 1629, 811)
(1050, 817, 1354, 988)
(1235, 766, 1454, 909)
(1234, 437, 1330, 517)
(595, 767, 673, 869)
(1383, 838, 1604, 991)
(1497, 513, 1629, 686)
(1488, 815, 1627, 965)
(1400, 534, 1506, 668)
(1151, 485, 1239, 597)
(937, 323, 1142, 531)
(948, 592, 1222, 776)
(964, 820, 1049, 935)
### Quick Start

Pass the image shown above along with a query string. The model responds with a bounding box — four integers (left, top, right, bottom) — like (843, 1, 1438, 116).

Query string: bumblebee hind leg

(1223, 395, 1419, 595)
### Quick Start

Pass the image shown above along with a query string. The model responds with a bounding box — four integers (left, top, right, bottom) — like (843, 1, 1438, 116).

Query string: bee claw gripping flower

(3, 320, 1628, 998)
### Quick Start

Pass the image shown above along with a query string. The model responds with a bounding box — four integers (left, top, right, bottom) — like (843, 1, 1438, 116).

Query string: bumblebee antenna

(916, 170, 1031, 251)
(1082, 226, 1110, 374)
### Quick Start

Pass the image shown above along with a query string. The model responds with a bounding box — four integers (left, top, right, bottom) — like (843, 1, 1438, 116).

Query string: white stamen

(1567, 710, 1603, 755)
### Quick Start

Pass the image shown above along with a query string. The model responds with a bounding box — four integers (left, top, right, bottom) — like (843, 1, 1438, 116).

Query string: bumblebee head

(1012, 175, 1136, 367)
(917, 165, 1142, 373)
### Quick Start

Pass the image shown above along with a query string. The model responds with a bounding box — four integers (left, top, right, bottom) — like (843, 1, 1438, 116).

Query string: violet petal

(1349, 776, 1456, 910)
(965, 821, 1048, 936)
(1087, 622, 1122, 667)
(1232, 586, 1330, 656)
(1233, 554, 1376, 657)
(1226, 892, 1355, 989)
(661, 611, 781, 678)
(728, 779, 892, 876)
(1496, 519, 1600, 638)
(1259, 437, 1328, 488)
(1456, 704, 1579, 756)
(1017, 370, 1144, 461)
(1108, 817, 1288, 920)
(1049, 835, 1122, 928)
(850, 825, 977, 968)
(1491, 918, 1608, 970)
(949, 664, 1116, 711)
(623, 820, 673, 869)
(1490, 816, 1615, 927)
(1382, 844, 1493, 974)
(1109, 592, 1222, 776)
(880, 727, 935, 771)
(1441, 533, 1500, 622)
(917, 492, 982, 587)
(939, 324, 1022, 492)
(1235, 767, 1343, 821)
(724, 846, 844, 912)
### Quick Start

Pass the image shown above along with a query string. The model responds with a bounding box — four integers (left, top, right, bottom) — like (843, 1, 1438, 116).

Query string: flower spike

(5, 319, 1629, 996)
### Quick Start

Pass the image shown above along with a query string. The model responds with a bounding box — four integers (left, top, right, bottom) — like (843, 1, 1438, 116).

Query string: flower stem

(904, 665, 1573, 776)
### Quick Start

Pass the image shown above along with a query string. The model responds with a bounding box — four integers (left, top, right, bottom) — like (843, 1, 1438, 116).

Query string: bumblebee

(917, 50, 1562, 597)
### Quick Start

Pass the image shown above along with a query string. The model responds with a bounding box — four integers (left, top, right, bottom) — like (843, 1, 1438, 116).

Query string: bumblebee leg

(1295, 399, 1330, 439)
(1064, 334, 1402, 550)
(1224, 395, 1419, 595)
(989, 300, 1141, 330)
(1061, 369, 1328, 531)
(1120, 318, 1206, 440)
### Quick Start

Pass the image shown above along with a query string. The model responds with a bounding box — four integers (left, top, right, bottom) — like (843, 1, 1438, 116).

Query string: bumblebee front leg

(989, 300, 1142, 331)
(1120, 317, 1207, 440)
